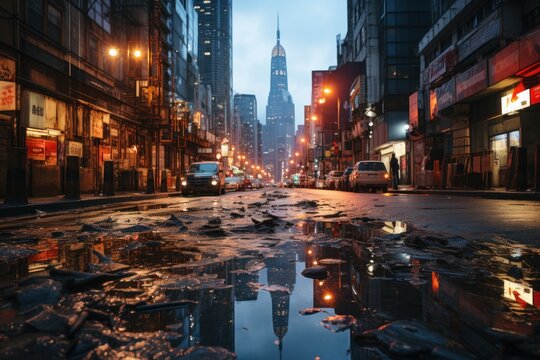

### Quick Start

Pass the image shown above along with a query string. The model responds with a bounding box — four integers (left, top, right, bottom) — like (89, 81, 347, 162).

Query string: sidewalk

(0, 191, 183, 219)
(388, 185, 540, 201)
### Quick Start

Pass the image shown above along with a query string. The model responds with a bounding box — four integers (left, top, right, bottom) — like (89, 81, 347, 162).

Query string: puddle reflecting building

(265, 241, 297, 355)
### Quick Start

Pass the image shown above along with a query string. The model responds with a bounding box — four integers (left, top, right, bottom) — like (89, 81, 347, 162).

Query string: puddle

(116, 203, 172, 212)
(1, 219, 539, 359)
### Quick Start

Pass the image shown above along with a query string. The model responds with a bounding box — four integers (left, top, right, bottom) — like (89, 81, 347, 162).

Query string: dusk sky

(232, 0, 347, 128)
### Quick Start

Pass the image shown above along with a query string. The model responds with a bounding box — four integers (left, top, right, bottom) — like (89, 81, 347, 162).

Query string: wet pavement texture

(0, 189, 539, 359)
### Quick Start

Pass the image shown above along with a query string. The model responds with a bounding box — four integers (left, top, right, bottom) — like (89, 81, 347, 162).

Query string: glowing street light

(108, 48, 119, 57)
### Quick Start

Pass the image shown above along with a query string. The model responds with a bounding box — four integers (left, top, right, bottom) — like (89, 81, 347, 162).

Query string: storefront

(24, 90, 67, 196)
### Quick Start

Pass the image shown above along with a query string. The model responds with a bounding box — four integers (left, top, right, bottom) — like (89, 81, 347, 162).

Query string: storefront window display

(490, 130, 519, 167)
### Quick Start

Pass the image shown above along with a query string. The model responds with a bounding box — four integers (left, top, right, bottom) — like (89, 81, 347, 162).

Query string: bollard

(160, 169, 168, 192)
(146, 169, 155, 194)
(5, 147, 28, 204)
(130, 169, 139, 191)
(103, 160, 115, 196)
(515, 147, 527, 191)
(65, 155, 80, 200)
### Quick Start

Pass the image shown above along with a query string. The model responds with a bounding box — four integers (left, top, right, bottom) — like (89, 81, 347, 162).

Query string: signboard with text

(28, 92, 46, 129)
(0, 81, 16, 111)
(27, 138, 46, 161)
(456, 60, 487, 102)
(67, 141, 83, 157)
(501, 89, 530, 114)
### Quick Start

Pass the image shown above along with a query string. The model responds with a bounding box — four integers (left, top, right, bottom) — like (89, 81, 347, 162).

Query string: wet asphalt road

(4, 187, 539, 243)
(0, 187, 539, 359)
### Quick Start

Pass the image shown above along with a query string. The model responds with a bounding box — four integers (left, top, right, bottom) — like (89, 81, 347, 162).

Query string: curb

(388, 189, 540, 201)
(0, 192, 183, 219)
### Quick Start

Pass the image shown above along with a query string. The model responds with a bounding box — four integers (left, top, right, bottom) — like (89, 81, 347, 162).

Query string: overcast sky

(232, 0, 347, 128)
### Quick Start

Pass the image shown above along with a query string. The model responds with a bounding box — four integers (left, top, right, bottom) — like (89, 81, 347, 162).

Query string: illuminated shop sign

(501, 89, 530, 114)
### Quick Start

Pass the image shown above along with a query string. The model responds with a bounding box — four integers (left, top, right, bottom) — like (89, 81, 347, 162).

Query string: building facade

(265, 19, 295, 181)
(337, 0, 431, 183)
(193, 0, 233, 142)
(0, 0, 213, 200)
(415, 0, 540, 190)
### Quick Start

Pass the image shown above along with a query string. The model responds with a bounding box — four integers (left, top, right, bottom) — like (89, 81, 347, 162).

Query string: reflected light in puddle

(510, 250, 523, 259)
(367, 265, 374, 273)
(432, 272, 440, 295)
(313, 261, 318, 266)
(383, 221, 407, 234)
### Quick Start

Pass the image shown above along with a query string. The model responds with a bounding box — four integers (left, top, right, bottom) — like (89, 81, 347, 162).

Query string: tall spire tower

(263, 15, 295, 181)
(277, 13, 280, 45)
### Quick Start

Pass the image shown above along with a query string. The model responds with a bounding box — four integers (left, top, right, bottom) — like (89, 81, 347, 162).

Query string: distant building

(233, 94, 260, 166)
(194, 0, 233, 141)
(265, 17, 295, 181)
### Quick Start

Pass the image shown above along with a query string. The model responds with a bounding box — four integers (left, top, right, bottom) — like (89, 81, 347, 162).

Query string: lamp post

(365, 106, 378, 161)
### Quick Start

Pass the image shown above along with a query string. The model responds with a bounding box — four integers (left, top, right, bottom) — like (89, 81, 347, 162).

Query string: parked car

(243, 177, 253, 190)
(225, 176, 245, 191)
(181, 161, 225, 195)
(339, 167, 353, 191)
(350, 161, 390, 193)
(325, 170, 344, 190)
(251, 178, 263, 189)
(316, 175, 326, 189)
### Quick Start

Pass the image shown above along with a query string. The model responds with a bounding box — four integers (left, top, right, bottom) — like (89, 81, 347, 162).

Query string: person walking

(390, 153, 399, 190)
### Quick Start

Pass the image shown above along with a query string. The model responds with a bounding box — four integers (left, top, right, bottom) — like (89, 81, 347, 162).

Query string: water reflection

(264, 242, 296, 355)
(1, 219, 539, 359)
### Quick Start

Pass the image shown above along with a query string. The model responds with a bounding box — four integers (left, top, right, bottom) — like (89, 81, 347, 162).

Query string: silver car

(350, 161, 390, 193)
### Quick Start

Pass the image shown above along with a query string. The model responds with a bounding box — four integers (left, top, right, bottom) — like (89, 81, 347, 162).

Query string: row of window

(426, 0, 501, 67)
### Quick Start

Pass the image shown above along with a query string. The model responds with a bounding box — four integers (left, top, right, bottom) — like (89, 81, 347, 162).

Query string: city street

(1, 188, 538, 359)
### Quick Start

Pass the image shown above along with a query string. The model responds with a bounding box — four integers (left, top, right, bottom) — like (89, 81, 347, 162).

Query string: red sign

(0, 81, 16, 111)
(27, 138, 46, 161)
(519, 28, 540, 71)
(429, 89, 437, 120)
(99, 145, 112, 166)
(456, 60, 487, 101)
(44, 140, 57, 165)
(531, 84, 540, 105)
(489, 41, 520, 85)
(427, 46, 457, 83)
(409, 92, 418, 127)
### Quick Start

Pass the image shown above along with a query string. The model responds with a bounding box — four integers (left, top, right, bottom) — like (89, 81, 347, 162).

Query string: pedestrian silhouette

(390, 153, 399, 190)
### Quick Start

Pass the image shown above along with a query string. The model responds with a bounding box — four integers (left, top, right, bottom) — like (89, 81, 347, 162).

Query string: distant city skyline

(233, 0, 347, 127)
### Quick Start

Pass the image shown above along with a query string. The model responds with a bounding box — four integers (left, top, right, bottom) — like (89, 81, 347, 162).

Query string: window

(28, 0, 44, 31)
(88, 36, 98, 66)
(88, 0, 111, 33)
(47, 5, 61, 43)
(490, 130, 520, 167)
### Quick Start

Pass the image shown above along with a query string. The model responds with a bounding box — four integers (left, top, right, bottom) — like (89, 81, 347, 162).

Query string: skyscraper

(193, 0, 232, 141)
(234, 94, 260, 166)
(265, 16, 295, 181)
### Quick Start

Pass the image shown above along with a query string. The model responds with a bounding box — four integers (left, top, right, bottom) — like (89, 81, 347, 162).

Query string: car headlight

(384, 173, 389, 179)
(181, 180, 187, 186)
(211, 180, 218, 186)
